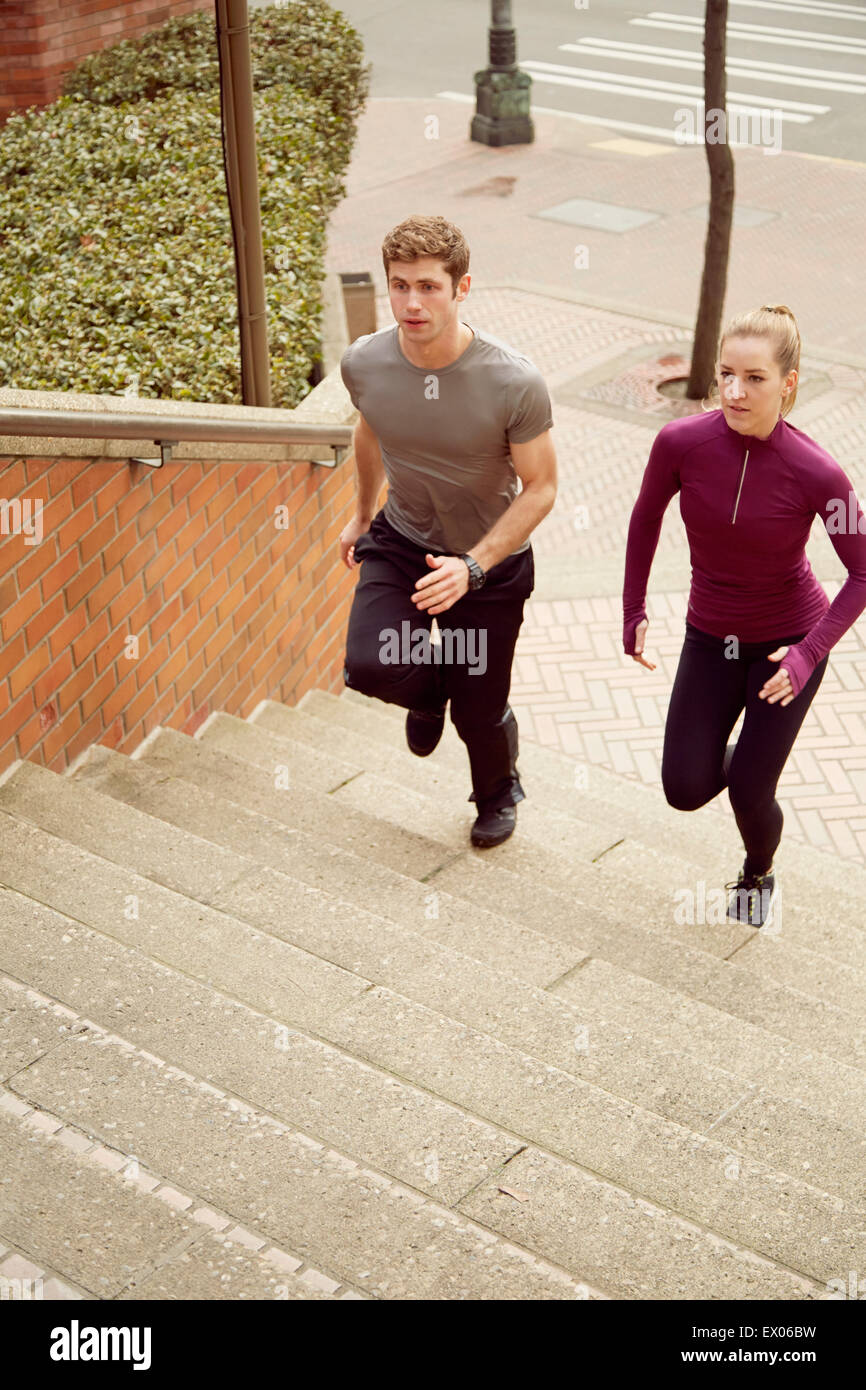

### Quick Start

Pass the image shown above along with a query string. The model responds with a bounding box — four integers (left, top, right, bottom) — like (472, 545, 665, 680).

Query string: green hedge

(63, 3, 367, 135)
(0, 3, 369, 405)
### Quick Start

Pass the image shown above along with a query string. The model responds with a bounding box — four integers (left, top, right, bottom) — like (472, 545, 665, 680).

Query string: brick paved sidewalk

(326, 99, 866, 865)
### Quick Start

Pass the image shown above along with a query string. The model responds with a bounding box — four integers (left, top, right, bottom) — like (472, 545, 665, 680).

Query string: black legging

(662, 622, 828, 875)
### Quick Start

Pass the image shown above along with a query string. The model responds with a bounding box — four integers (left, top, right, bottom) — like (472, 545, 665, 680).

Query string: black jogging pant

(343, 508, 534, 811)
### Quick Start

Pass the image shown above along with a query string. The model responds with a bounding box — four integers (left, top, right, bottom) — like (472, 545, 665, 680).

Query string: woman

(622, 305, 866, 926)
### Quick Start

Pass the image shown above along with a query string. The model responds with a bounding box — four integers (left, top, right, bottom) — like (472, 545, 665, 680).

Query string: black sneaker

(406, 705, 446, 757)
(725, 864, 776, 927)
(470, 804, 517, 849)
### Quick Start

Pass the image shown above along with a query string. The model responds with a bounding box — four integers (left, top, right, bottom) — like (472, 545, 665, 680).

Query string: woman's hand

(630, 618, 657, 671)
(759, 647, 794, 705)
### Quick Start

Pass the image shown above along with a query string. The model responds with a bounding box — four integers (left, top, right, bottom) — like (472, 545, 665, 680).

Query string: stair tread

(6, 758, 866, 1114)
(2, 851, 866, 1284)
(2, 680, 862, 1301)
(0, 963, 831, 1300)
(333, 687, 866, 911)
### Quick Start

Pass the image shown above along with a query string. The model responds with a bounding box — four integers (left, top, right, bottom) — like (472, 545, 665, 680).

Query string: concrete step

(331, 756, 864, 987)
(118, 726, 866, 1083)
(127, 725, 452, 882)
(279, 699, 866, 979)
(203, 710, 620, 867)
(0, 1077, 340, 1300)
(49, 750, 866, 1137)
(66, 745, 582, 990)
(2, 679, 862, 1300)
(249, 701, 619, 863)
(0, 830, 532, 1208)
(0, 1002, 565, 1299)
(7, 1037, 819, 1302)
(334, 687, 866, 927)
(185, 714, 866, 1057)
(428, 844, 866, 1071)
(0, 911, 834, 1299)
(1, 833, 864, 1290)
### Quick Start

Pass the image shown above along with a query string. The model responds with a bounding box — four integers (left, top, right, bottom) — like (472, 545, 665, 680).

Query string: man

(338, 214, 557, 847)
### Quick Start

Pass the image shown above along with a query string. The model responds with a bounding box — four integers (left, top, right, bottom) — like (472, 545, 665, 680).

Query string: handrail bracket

(130, 440, 177, 469)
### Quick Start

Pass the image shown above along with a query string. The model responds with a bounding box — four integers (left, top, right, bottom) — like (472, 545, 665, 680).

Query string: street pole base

(471, 68, 534, 146)
(470, 113, 534, 146)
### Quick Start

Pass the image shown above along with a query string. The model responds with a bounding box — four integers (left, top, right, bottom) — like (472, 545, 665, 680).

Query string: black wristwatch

(459, 553, 486, 590)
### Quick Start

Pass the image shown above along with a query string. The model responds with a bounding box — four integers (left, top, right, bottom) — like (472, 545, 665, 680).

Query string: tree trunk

(686, 0, 735, 400)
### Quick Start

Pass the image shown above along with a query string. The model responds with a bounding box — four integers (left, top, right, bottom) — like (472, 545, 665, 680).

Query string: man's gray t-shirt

(340, 322, 553, 556)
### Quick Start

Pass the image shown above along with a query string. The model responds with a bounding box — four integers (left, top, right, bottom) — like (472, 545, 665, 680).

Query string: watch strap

(460, 553, 486, 588)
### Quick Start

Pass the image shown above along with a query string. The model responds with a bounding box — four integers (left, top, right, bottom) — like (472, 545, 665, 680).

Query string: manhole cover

(533, 197, 660, 233)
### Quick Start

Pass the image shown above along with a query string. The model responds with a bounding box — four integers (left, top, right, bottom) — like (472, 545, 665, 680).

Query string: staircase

(1, 687, 865, 1301)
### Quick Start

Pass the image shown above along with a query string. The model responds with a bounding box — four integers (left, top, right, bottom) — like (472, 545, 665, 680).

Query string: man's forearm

(466, 482, 556, 572)
(352, 426, 386, 523)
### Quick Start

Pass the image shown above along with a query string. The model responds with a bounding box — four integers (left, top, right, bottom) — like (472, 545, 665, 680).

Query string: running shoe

(725, 863, 776, 927)
(406, 705, 446, 757)
(471, 804, 517, 848)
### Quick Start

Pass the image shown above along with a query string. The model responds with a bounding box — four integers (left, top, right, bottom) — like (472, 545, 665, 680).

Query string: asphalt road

(254, 0, 866, 161)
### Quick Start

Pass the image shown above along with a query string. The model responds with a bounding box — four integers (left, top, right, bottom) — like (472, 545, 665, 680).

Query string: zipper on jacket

(730, 448, 750, 524)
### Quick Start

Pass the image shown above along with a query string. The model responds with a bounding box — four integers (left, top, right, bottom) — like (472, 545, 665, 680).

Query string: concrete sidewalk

(324, 97, 866, 864)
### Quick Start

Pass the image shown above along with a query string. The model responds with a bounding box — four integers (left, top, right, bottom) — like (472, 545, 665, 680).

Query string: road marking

(635, 12, 866, 55)
(730, 0, 866, 19)
(559, 41, 866, 93)
(523, 60, 829, 114)
(436, 92, 772, 146)
(518, 63, 817, 122)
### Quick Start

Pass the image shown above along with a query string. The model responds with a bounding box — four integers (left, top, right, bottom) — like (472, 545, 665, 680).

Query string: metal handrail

(0, 407, 352, 468)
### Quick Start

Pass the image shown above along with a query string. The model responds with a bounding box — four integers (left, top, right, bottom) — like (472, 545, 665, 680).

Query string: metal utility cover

(533, 197, 660, 232)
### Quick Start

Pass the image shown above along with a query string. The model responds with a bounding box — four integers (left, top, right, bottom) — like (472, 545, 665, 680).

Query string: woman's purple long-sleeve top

(622, 409, 866, 696)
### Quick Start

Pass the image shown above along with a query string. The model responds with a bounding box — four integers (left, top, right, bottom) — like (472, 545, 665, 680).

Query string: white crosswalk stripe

(729, 0, 866, 19)
(634, 11, 866, 57)
(558, 41, 866, 94)
(522, 59, 828, 122)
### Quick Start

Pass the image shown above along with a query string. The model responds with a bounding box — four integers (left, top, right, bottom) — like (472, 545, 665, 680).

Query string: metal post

(471, 0, 533, 147)
(215, 0, 271, 406)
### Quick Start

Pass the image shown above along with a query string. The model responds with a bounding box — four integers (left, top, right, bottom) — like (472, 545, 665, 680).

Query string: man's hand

(339, 514, 371, 569)
(629, 618, 657, 671)
(759, 647, 794, 706)
(411, 554, 470, 615)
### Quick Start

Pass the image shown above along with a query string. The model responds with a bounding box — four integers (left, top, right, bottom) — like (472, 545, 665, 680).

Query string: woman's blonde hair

(706, 304, 801, 416)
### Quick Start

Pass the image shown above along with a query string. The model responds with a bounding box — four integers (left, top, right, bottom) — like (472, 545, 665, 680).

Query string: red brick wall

(0, 0, 211, 124)
(0, 451, 359, 775)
